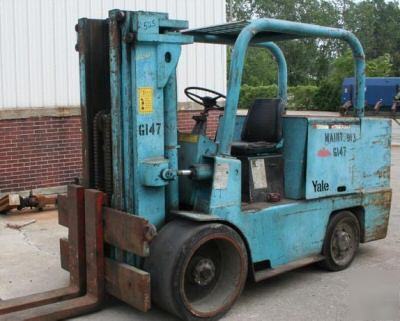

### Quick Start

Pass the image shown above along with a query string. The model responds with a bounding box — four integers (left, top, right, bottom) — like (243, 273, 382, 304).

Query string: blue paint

(262, 43, 288, 103)
(233, 115, 247, 141)
(164, 73, 179, 210)
(209, 157, 242, 214)
(305, 118, 361, 199)
(108, 11, 192, 228)
(178, 134, 217, 207)
(205, 189, 391, 266)
(283, 117, 308, 199)
(283, 116, 391, 200)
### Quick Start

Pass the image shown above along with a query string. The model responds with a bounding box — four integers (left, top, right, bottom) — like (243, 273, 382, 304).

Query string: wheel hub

(191, 257, 216, 286)
(337, 231, 351, 252)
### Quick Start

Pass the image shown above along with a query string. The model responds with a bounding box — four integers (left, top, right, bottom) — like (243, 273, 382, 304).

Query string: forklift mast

(79, 11, 193, 228)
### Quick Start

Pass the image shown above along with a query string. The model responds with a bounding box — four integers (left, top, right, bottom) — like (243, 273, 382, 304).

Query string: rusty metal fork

(0, 188, 105, 321)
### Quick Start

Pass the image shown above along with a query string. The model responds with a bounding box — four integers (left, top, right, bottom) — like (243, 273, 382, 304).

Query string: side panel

(222, 189, 390, 267)
(241, 201, 330, 266)
(306, 118, 361, 199)
(358, 118, 391, 189)
(283, 117, 308, 199)
(283, 116, 391, 200)
(209, 156, 242, 215)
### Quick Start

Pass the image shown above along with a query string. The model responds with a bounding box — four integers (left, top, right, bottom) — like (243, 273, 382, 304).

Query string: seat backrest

(241, 98, 283, 143)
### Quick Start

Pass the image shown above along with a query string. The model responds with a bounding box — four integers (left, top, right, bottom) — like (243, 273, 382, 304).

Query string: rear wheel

(145, 220, 248, 321)
(320, 211, 360, 271)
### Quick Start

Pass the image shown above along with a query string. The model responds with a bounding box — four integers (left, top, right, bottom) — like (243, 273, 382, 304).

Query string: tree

(229, 0, 400, 83)
(229, 0, 342, 85)
(239, 48, 278, 86)
(229, 0, 400, 110)
(367, 54, 394, 77)
(344, 0, 400, 75)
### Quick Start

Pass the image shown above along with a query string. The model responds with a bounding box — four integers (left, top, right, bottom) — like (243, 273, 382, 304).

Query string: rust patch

(368, 190, 392, 207)
(365, 215, 390, 241)
(372, 165, 390, 180)
(104, 258, 151, 312)
(363, 189, 391, 242)
(103, 207, 157, 257)
(369, 221, 389, 240)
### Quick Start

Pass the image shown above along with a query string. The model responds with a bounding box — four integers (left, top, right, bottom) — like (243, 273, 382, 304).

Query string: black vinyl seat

(231, 99, 283, 156)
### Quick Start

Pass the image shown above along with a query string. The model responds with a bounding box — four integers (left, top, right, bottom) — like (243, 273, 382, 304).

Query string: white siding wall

(0, 0, 226, 108)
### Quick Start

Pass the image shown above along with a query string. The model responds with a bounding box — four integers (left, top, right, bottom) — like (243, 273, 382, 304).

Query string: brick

(0, 111, 222, 193)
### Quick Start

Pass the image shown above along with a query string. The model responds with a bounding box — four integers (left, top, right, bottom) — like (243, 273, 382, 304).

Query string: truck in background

(341, 77, 400, 117)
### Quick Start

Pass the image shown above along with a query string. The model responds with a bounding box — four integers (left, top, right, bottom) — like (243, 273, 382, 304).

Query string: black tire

(144, 219, 248, 321)
(320, 211, 360, 271)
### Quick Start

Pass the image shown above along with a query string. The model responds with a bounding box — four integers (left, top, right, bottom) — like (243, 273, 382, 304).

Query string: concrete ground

(392, 119, 400, 146)
(1, 151, 399, 320)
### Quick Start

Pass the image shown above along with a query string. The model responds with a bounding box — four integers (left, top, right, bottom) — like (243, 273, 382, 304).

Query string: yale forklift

(0, 10, 391, 321)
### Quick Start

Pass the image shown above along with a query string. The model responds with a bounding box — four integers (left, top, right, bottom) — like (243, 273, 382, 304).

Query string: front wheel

(320, 211, 360, 271)
(144, 220, 248, 321)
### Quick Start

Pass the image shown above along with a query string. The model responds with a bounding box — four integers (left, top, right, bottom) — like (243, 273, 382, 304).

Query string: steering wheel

(184, 87, 226, 111)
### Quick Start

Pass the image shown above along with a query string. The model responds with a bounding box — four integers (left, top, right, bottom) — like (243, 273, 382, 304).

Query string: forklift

(0, 10, 391, 321)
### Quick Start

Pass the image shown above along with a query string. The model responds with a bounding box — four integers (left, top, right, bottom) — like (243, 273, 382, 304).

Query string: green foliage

(288, 86, 319, 110)
(330, 51, 354, 83)
(241, 48, 278, 86)
(229, 0, 400, 104)
(344, 0, 400, 75)
(328, 50, 394, 81)
(367, 54, 393, 77)
(227, 48, 278, 86)
(239, 85, 319, 110)
(313, 80, 342, 111)
(239, 84, 278, 109)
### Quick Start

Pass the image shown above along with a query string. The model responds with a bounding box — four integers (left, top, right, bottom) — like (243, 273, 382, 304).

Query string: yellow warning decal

(138, 87, 153, 114)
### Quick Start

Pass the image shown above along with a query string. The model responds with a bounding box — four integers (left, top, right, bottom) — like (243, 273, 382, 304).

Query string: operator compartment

(182, 97, 391, 206)
(283, 116, 391, 200)
(230, 99, 284, 203)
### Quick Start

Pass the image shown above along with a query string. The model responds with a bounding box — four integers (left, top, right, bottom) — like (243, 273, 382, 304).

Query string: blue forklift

(0, 11, 392, 321)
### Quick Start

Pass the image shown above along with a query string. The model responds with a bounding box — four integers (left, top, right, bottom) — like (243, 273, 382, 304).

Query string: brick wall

(0, 110, 222, 193)
(177, 109, 222, 137)
(0, 116, 82, 193)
